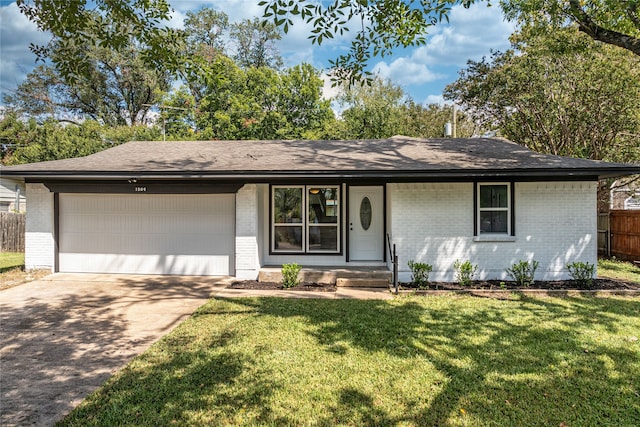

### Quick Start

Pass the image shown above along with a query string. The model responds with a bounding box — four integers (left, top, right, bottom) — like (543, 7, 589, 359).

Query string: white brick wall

(25, 183, 55, 271)
(235, 184, 260, 279)
(389, 182, 597, 282)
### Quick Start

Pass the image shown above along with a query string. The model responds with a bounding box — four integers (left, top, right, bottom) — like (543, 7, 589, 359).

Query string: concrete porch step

(258, 266, 392, 287)
(336, 278, 390, 288)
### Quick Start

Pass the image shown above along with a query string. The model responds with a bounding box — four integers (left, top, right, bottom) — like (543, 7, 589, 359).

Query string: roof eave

(6, 166, 638, 181)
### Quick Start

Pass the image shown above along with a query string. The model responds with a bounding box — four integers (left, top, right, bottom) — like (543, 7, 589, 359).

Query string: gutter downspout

(14, 185, 20, 213)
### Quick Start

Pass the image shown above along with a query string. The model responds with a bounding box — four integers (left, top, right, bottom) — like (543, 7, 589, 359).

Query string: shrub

(505, 260, 539, 287)
(281, 263, 302, 288)
(567, 261, 595, 288)
(454, 260, 477, 286)
(408, 260, 433, 289)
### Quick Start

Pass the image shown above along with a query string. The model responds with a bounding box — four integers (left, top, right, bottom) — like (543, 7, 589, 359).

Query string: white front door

(349, 186, 384, 261)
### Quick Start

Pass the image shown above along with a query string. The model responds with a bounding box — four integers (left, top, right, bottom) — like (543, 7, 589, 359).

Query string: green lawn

(0, 252, 24, 272)
(59, 295, 640, 426)
(599, 258, 640, 283)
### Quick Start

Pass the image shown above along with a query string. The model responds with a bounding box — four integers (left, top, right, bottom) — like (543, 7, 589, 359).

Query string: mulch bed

(398, 278, 640, 291)
(229, 278, 639, 292)
(229, 280, 337, 292)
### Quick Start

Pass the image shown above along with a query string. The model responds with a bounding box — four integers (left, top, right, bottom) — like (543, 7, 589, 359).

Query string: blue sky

(0, 0, 515, 105)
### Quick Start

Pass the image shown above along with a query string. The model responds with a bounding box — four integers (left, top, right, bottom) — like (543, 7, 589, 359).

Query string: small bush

(505, 260, 539, 287)
(454, 260, 477, 286)
(281, 263, 302, 288)
(408, 260, 433, 289)
(567, 261, 595, 288)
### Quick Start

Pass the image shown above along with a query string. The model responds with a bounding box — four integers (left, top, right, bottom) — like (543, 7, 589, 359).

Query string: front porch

(258, 266, 392, 288)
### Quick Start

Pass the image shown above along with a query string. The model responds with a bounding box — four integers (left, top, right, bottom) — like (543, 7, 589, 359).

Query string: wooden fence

(1, 212, 25, 252)
(598, 210, 640, 260)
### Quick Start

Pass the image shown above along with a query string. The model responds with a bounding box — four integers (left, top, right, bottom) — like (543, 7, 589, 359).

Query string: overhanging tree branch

(568, 0, 640, 56)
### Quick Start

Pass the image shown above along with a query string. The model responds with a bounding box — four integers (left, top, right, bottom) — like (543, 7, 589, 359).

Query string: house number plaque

(134, 186, 147, 192)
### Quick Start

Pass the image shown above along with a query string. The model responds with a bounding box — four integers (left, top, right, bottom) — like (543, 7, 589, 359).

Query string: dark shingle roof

(2, 136, 638, 180)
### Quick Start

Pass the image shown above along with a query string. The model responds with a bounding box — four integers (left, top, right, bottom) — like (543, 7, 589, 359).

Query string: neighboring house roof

(2, 136, 639, 180)
(610, 176, 640, 210)
(0, 178, 26, 198)
(0, 177, 26, 212)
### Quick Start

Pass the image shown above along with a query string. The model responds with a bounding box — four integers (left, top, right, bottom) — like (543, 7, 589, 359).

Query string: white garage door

(59, 194, 235, 275)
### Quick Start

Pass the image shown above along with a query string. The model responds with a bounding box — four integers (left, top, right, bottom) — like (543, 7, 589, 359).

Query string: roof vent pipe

(444, 122, 452, 137)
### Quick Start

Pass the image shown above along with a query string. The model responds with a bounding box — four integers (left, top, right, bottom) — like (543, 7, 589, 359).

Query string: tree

(5, 31, 172, 126)
(180, 8, 230, 103)
(1, 117, 106, 165)
(157, 87, 198, 140)
(335, 77, 407, 139)
(196, 59, 333, 140)
(328, 76, 476, 139)
(183, 8, 229, 60)
(16, 0, 183, 82)
(1, 113, 161, 165)
(443, 25, 640, 163)
(501, 0, 640, 55)
(398, 102, 477, 139)
(260, 0, 640, 83)
(178, 10, 283, 105)
(270, 64, 335, 138)
(229, 18, 284, 69)
(16, 1, 640, 86)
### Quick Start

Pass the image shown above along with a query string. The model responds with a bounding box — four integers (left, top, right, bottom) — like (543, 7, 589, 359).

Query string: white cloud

(0, 3, 51, 99)
(169, 0, 262, 23)
(372, 57, 442, 85)
(320, 72, 342, 101)
(413, 3, 514, 66)
(423, 94, 449, 106)
(355, 3, 514, 100)
(165, 8, 187, 29)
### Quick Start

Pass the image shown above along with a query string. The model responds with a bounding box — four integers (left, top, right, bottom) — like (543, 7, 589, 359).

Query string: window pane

(480, 211, 508, 233)
(360, 196, 372, 230)
(274, 188, 302, 223)
(308, 226, 338, 251)
(308, 188, 338, 224)
(480, 185, 508, 208)
(274, 226, 303, 251)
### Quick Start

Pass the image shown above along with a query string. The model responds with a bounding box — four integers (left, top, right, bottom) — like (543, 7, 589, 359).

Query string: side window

(478, 183, 511, 235)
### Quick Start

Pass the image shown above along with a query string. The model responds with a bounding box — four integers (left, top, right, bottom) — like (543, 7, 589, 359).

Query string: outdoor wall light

(128, 178, 138, 183)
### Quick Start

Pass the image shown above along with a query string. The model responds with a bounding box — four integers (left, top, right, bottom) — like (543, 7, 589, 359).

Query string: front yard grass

(0, 252, 24, 272)
(599, 257, 640, 283)
(60, 295, 640, 426)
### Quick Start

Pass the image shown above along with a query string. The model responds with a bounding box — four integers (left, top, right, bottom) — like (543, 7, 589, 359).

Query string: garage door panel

(59, 254, 231, 276)
(59, 194, 235, 275)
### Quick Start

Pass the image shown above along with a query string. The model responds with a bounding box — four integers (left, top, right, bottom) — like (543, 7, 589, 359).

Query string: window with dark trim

(272, 185, 340, 253)
(477, 183, 512, 235)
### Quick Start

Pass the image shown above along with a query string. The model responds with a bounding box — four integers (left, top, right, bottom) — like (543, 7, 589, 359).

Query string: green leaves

(0, 115, 161, 165)
(197, 59, 333, 140)
(16, 0, 184, 83)
(505, 260, 539, 287)
(260, 0, 460, 86)
(257, 0, 640, 86)
(503, 0, 640, 56)
(444, 25, 640, 162)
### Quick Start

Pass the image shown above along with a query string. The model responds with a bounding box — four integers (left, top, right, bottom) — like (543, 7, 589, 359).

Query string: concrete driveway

(0, 273, 230, 426)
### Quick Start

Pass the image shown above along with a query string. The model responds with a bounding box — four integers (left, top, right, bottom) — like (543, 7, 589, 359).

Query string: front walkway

(213, 286, 393, 300)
